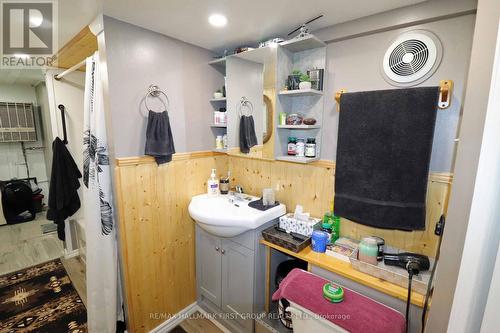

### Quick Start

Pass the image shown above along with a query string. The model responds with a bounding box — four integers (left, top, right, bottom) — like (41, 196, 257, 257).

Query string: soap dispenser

(207, 169, 220, 196)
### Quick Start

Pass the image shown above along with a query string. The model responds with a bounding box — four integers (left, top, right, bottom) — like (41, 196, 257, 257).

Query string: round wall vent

(382, 30, 442, 86)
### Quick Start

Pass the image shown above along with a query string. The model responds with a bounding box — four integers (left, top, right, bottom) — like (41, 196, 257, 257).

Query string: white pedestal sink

(188, 193, 286, 237)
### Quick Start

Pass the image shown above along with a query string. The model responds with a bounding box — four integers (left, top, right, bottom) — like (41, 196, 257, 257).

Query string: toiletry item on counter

(220, 171, 230, 195)
(262, 188, 276, 206)
(286, 113, 303, 125)
(279, 213, 321, 237)
(287, 137, 297, 155)
(207, 169, 219, 196)
(307, 68, 324, 91)
(303, 118, 317, 125)
(305, 138, 316, 157)
(215, 135, 224, 149)
(358, 237, 379, 265)
(311, 230, 329, 253)
(331, 214, 340, 243)
(323, 283, 344, 303)
(279, 112, 287, 125)
(325, 237, 359, 262)
(371, 236, 385, 261)
(295, 138, 305, 157)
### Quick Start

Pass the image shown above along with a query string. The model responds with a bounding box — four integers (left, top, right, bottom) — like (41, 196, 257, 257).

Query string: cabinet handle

(221, 249, 226, 255)
(215, 246, 220, 252)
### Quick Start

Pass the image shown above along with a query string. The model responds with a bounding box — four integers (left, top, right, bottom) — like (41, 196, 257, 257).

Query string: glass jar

(287, 137, 297, 155)
(305, 138, 316, 157)
(359, 237, 379, 266)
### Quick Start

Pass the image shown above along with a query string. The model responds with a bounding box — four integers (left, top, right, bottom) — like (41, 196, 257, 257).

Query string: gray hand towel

(334, 87, 439, 230)
(145, 110, 175, 164)
(239, 115, 258, 154)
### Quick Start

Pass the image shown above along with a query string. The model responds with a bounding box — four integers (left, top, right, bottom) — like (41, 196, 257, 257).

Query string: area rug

(0, 259, 87, 333)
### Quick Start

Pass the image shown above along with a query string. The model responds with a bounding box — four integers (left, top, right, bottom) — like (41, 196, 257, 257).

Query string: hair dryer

(383, 252, 430, 274)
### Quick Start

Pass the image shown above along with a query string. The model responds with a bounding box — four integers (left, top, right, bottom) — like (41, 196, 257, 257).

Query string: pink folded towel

(272, 268, 405, 333)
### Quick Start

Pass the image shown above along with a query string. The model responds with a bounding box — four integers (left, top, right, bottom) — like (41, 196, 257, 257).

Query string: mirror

(263, 95, 273, 144)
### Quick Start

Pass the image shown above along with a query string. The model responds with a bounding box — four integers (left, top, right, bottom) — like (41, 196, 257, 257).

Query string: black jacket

(47, 137, 82, 240)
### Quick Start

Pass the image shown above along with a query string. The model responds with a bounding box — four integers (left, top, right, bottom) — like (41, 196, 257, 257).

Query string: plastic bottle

(207, 169, 219, 196)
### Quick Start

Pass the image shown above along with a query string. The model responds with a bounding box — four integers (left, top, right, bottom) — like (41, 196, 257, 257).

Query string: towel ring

(238, 97, 253, 117)
(144, 84, 170, 114)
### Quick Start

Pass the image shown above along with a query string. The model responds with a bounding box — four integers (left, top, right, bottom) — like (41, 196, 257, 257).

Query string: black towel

(47, 137, 82, 240)
(334, 87, 439, 230)
(145, 110, 175, 164)
(239, 115, 258, 153)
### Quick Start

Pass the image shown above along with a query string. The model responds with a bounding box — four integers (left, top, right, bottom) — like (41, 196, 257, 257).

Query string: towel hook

(334, 89, 347, 112)
(238, 96, 254, 117)
(438, 80, 453, 109)
(144, 84, 170, 115)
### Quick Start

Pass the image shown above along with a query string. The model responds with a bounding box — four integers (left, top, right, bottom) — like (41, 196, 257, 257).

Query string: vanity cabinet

(196, 223, 273, 333)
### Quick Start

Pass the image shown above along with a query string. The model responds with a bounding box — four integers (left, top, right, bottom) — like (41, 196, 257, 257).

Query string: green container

(323, 283, 344, 303)
(331, 215, 340, 243)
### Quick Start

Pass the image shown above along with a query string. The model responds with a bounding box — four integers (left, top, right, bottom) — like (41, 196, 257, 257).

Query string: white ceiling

(0, 69, 45, 86)
(0, 0, 99, 86)
(103, 0, 427, 53)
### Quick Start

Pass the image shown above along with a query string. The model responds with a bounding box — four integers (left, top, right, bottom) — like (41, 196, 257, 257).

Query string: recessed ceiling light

(209, 14, 227, 27)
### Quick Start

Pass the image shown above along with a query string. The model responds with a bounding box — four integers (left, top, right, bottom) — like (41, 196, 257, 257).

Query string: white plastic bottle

(207, 169, 220, 196)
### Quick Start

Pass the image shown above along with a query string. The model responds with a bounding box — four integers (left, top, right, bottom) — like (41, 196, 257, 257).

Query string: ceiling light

(209, 14, 227, 27)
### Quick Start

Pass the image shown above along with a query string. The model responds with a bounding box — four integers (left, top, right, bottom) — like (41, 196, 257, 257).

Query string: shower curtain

(83, 52, 122, 333)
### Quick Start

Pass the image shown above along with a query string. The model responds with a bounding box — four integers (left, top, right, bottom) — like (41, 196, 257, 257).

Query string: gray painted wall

(319, 14, 475, 172)
(426, 0, 500, 330)
(103, 16, 223, 158)
(226, 57, 264, 149)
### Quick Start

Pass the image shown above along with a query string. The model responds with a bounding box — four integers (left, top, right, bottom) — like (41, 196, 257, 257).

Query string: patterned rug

(0, 259, 87, 333)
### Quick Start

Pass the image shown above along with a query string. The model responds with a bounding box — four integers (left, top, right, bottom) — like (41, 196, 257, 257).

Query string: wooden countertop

(260, 239, 425, 308)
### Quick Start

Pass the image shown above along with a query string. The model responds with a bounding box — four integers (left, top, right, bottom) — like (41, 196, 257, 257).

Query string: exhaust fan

(382, 30, 442, 86)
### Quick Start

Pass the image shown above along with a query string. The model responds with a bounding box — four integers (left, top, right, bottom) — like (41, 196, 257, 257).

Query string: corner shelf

(278, 89, 323, 96)
(210, 123, 227, 128)
(208, 57, 226, 74)
(279, 35, 326, 53)
(276, 155, 320, 164)
(277, 124, 320, 130)
(210, 97, 226, 102)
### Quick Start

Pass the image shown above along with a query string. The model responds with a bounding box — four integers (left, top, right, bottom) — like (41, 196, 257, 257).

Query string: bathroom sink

(188, 193, 286, 237)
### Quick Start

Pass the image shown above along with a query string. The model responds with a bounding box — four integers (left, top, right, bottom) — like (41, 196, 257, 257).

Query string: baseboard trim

(148, 302, 198, 333)
(194, 305, 233, 333)
(63, 249, 80, 259)
(147, 302, 234, 333)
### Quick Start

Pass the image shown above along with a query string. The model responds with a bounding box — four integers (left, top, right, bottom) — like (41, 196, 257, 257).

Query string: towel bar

(334, 80, 454, 111)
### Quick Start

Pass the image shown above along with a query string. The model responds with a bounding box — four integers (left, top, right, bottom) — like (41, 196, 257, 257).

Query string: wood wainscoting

(228, 155, 452, 257)
(114, 152, 451, 331)
(115, 152, 227, 333)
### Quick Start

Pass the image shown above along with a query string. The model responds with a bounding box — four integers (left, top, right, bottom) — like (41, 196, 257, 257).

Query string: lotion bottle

(207, 169, 220, 196)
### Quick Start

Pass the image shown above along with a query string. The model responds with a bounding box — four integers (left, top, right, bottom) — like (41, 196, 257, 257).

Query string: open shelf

(280, 35, 326, 53)
(278, 89, 323, 96)
(278, 124, 320, 130)
(208, 57, 226, 74)
(276, 155, 320, 164)
(233, 46, 275, 66)
(210, 97, 226, 102)
(210, 123, 227, 128)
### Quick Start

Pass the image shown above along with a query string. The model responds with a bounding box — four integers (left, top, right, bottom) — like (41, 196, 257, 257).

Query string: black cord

(406, 270, 414, 333)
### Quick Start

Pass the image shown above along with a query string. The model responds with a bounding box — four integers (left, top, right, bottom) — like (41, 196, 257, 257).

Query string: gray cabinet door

(221, 239, 255, 332)
(197, 229, 222, 308)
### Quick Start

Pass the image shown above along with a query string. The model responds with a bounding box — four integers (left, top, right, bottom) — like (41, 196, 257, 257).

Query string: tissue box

(279, 213, 321, 237)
